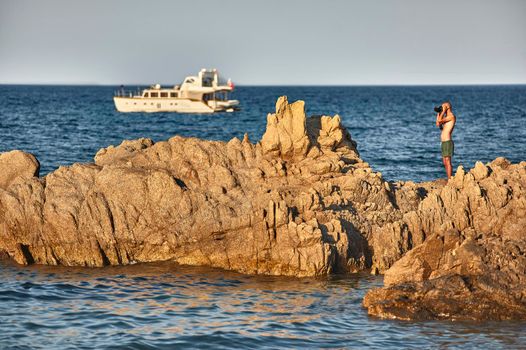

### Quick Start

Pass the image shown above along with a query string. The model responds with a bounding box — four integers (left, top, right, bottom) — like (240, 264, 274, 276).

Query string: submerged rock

(0, 96, 525, 320)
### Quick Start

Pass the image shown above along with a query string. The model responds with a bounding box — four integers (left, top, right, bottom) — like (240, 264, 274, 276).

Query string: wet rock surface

(0, 96, 525, 320)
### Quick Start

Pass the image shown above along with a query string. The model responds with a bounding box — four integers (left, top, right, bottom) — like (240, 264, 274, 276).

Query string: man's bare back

(435, 102, 456, 179)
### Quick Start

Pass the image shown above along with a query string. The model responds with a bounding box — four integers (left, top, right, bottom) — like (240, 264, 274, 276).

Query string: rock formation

(0, 96, 524, 320)
(0, 96, 394, 277)
(364, 158, 526, 320)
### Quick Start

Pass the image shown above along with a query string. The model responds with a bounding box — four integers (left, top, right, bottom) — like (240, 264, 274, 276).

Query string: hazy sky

(1, 0, 525, 85)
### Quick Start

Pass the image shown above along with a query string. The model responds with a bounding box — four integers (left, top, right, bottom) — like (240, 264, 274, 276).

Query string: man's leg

(444, 156, 452, 179)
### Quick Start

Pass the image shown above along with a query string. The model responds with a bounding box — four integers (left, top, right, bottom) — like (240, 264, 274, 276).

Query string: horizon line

(1, 82, 526, 87)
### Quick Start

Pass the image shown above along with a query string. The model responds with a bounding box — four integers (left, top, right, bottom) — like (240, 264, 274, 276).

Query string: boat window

(202, 78, 213, 87)
(143, 92, 149, 98)
(170, 92, 177, 98)
(151, 92, 159, 98)
(160, 92, 168, 98)
(185, 78, 194, 84)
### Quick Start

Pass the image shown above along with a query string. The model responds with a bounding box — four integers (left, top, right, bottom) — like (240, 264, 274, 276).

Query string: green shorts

(441, 140, 454, 158)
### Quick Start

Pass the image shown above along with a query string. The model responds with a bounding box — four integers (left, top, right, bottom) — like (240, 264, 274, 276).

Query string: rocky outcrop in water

(0, 96, 409, 277)
(1, 96, 525, 320)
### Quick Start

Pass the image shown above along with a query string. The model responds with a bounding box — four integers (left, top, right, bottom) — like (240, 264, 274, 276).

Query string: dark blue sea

(1, 85, 525, 349)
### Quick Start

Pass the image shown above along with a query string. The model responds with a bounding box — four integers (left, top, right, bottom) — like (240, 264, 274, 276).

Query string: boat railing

(114, 87, 142, 98)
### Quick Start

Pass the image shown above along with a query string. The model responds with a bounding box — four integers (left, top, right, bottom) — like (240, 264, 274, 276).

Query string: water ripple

(0, 260, 525, 349)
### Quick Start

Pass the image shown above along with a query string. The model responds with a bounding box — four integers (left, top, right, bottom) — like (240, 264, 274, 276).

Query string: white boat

(113, 69, 239, 113)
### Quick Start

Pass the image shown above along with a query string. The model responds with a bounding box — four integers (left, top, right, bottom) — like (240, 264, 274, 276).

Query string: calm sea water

(1, 260, 526, 349)
(1, 85, 525, 349)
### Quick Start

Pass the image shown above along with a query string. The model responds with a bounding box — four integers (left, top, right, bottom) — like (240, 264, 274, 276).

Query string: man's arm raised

(438, 113, 455, 125)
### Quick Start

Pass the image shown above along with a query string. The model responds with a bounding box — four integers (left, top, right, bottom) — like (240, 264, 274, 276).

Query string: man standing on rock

(436, 102, 456, 179)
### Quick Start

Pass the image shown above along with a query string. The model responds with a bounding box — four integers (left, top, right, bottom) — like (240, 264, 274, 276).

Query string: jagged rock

(307, 114, 358, 152)
(260, 96, 311, 159)
(472, 161, 489, 180)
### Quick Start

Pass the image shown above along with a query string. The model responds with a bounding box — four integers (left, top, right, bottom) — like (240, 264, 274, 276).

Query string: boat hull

(113, 97, 239, 113)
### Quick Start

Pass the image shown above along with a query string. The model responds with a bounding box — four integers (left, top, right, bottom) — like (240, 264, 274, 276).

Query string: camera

(434, 106, 443, 114)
